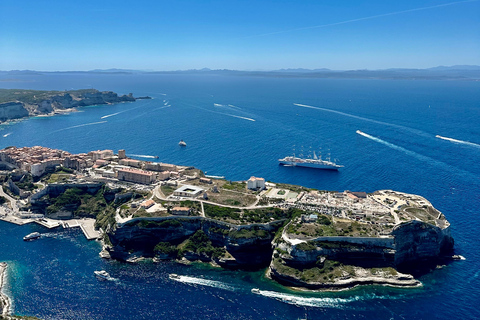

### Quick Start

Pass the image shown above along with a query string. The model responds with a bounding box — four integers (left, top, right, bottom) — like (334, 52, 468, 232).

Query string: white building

(247, 176, 265, 190)
(173, 185, 204, 198)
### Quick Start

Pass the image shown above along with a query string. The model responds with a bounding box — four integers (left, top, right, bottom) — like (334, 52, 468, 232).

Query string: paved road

(0, 186, 18, 212)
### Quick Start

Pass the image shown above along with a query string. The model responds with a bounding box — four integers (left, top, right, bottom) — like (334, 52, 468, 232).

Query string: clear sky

(1, 0, 479, 71)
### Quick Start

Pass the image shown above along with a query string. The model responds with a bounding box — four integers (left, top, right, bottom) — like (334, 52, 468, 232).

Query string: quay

(0, 216, 101, 240)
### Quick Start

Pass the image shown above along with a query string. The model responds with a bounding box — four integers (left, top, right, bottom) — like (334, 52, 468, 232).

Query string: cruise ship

(278, 152, 343, 170)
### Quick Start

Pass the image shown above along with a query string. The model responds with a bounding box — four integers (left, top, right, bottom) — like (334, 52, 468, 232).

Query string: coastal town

(0, 145, 455, 297)
(0, 146, 447, 240)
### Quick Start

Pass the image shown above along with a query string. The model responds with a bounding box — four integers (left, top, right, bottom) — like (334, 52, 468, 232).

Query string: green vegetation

(154, 242, 178, 256)
(130, 219, 182, 228)
(296, 241, 317, 251)
(180, 230, 226, 259)
(222, 181, 246, 192)
(46, 187, 108, 217)
(0, 88, 98, 104)
(229, 227, 270, 239)
(160, 185, 175, 197)
(272, 257, 348, 283)
(204, 203, 241, 220)
(208, 226, 230, 235)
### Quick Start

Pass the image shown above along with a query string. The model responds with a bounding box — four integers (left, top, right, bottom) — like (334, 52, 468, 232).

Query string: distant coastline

(0, 89, 151, 123)
(2, 65, 479, 81)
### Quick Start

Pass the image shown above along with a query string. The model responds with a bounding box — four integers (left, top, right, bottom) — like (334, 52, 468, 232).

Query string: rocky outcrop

(269, 218, 454, 289)
(269, 259, 421, 289)
(106, 217, 279, 268)
(0, 89, 145, 122)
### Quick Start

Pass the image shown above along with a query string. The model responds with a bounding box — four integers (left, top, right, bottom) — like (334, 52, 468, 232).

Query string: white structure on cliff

(247, 176, 265, 190)
(173, 185, 204, 198)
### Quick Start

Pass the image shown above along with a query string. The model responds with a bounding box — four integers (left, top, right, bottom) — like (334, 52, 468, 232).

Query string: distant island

(0, 145, 459, 303)
(0, 89, 151, 123)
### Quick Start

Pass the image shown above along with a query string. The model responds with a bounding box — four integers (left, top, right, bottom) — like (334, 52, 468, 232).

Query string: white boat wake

(101, 112, 123, 119)
(3, 132, 12, 137)
(436, 135, 480, 149)
(53, 121, 107, 132)
(127, 154, 157, 159)
(294, 103, 428, 138)
(252, 289, 399, 308)
(170, 275, 236, 291)
(356, 130, 429, 162)
(226, 114, 255, 122)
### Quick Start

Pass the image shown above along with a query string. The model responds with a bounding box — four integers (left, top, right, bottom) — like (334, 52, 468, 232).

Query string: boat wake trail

(53, 121, 107, 132)
(170, 275, 235, 291)
(3, 133, 12, 137)
(101, 112, 123, 119)
(294, 103, 428, 137)
(356, 130, 480, 183)
(127, 154, 157, 159)
(356, 130, 433, 163)
(436, 135, 480, 149)
(226, 114, 255, 122)
(253, 289, 399, 308)
(195, 104, 255, 122)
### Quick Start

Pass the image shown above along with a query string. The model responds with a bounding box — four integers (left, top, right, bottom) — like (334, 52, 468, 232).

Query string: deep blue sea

(0, 73, 479, 319)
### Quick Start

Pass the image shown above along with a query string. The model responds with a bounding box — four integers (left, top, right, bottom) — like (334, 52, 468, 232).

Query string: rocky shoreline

(0, 262, 11, 318)
(0, 89, 151, 123)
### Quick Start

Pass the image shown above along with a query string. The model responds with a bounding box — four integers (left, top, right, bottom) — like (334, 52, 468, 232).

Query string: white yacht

(94, 270, 111, 280)
(23, 232, 41, 241)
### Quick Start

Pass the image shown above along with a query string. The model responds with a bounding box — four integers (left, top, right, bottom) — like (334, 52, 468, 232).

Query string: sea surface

(0, 73, 479, 319)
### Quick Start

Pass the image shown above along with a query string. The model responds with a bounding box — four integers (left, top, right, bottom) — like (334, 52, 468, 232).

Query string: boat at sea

(94, 270, 111, 280)
(179, 140, 186, 146)
(23, 232, 41, 241)
(169, 273, 181, 280)
(278, 151, 343, 170)
(251, 288, 260, 294)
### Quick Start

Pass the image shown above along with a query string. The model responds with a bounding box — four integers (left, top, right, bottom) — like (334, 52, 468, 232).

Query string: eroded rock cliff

(0, 89, 140, 122)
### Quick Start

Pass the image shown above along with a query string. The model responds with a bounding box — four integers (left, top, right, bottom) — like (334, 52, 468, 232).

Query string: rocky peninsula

(0, 89, 151, 123)
(0, 146, 457, 292)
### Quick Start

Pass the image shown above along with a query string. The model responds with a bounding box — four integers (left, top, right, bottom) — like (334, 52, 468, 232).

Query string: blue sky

(1, 0, 479, 71)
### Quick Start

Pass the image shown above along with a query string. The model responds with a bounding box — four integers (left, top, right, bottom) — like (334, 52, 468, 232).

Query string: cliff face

(106, 218, 278, 268)
(0, 102, 29, 121)
(392, 220, 454, 267)
(0, 89, 137, 122)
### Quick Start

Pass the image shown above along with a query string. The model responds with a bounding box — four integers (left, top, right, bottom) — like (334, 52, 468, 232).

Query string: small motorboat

(251, 288, 260, 294)
(94, 270, 111, 280)
(23, 232, 41, 241)
(179, 140, 186, 147)
(169, 273, 181, 280)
